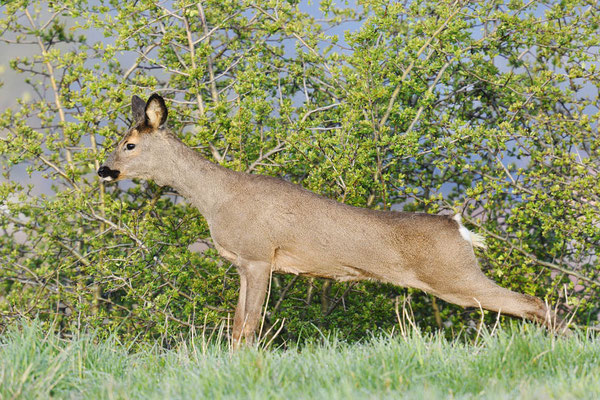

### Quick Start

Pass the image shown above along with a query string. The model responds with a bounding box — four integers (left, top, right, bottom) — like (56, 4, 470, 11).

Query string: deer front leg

(232, 262, 271, 348)
(232, 273, 247, 346)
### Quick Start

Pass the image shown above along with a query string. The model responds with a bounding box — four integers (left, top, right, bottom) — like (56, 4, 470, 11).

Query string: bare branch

(196, 2, 219, 103)
(24, 8, 73, 167)
(246, 143, 286, 173)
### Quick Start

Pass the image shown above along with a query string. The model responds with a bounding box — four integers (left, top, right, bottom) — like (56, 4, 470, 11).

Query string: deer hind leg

(430, 272, 553, 326)
(232, 261, 270, 348)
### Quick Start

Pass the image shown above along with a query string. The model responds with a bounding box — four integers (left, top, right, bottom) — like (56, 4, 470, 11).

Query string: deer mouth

(97, 166, 121, 181)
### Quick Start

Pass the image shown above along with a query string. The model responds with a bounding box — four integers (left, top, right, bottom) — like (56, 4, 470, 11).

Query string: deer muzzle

(97, 166, 120, 181)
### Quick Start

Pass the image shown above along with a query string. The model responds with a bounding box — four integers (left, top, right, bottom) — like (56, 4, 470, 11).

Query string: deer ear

(131, 95, 146, 124)
(145, 93, 168, 129)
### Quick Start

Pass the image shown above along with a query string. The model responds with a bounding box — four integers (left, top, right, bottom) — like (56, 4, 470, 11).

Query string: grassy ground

(0, 322, 599, 399)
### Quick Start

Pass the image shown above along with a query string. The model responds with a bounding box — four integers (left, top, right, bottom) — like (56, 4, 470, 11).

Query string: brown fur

(99, 94, 560, 346)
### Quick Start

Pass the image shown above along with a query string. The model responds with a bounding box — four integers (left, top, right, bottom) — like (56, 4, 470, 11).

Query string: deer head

(98, 94, 171, 183)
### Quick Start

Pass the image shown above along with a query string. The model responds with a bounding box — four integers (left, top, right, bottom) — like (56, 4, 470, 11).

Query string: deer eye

(126, 143, 136, 150)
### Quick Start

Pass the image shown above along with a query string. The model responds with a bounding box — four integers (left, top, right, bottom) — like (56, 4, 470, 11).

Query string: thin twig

(24, 8, 73, 167)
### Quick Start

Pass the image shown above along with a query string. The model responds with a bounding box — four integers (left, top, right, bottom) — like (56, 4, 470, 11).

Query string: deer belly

(272, 248, 376, 282)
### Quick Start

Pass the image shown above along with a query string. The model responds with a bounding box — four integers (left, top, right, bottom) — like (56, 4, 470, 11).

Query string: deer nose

(97, 166, 110, 177)
(98, 166, 120, 180)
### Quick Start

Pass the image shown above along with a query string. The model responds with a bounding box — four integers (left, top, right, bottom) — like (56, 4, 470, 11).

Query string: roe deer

(98, 94, 559, 345)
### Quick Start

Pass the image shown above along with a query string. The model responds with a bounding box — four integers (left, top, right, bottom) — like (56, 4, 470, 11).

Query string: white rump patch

(101, 176, 113, 182)
(453, 214, 487, 249)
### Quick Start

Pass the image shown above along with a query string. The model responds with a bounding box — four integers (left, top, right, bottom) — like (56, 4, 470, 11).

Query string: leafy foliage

(1, 0, 599, 343)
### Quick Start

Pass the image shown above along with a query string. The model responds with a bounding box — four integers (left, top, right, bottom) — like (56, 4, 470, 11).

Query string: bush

(1, 0, 599, 343)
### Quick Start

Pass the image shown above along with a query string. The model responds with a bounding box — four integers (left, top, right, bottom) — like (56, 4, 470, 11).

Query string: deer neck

(155, 136, 232, 219)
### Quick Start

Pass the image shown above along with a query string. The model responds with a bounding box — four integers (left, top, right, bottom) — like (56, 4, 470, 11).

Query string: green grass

(0, 322, 598, 399)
